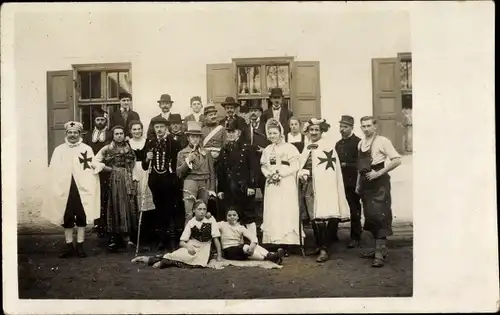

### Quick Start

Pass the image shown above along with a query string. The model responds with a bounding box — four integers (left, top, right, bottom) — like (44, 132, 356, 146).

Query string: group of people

(43, 87, 402, 270)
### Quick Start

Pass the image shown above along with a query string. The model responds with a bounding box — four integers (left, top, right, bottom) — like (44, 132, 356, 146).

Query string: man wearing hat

(142, 116, 183, 251)
(217, 118, 260, 239)
(147, 94, 179, 139)
(335, 115, 362, 248)
(168, 113, 189, 149)
(82, 107, 112, 238)
(201, 102, 227, 160)
(176, 121, 217, 224)
(184, 96, 206, 125)
(218, 96, 249, 144)
(262, 88, 293, 141)
(42, 121, 101, 258)
(109, 92, 141, 137)
(245, 100, 271, 194)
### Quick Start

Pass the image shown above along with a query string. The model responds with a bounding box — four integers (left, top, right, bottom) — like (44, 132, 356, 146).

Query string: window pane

(266, 66, 278, 92)
(107, 72, 119, 99)
(400, 60, 412, 90)
(90, 71, 102, 99)
(277, 65, 290, 94)
(118, 72, 132, 95)
(79, 72, 91, 100)
(237, 66, 261, 95)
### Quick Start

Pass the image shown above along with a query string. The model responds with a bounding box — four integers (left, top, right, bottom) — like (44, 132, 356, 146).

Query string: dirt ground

(18, 231, 412, 299)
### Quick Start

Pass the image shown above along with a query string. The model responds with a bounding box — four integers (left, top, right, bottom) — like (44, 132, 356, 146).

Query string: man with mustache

(147, 94, 179, 139)
(42, 121, 101, 258)
(82, 108, 112, 238)
(335, 115, 362, 248)
(218, 97, 249, 144)
(262, 88, 293, 141)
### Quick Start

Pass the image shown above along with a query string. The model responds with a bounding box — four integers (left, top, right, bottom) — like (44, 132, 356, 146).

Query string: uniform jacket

(335, 133, 361, 188)
(218, 115, 250, 144)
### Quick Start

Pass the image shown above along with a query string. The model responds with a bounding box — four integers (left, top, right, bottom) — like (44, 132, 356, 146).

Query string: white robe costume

(297, 138, 350, 220)
(42, 139, 101, 226)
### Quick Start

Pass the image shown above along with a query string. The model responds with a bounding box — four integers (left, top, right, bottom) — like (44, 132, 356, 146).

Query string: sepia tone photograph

(2, 2, 497, 314)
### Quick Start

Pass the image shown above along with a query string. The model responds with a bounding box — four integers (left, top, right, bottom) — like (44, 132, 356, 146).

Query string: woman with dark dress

(95, 125, 139, 251)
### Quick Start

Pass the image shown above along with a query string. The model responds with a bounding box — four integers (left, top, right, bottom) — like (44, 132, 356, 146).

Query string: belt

(205, 147, 221, 152)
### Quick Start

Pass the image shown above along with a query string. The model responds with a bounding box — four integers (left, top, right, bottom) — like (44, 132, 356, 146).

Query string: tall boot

(327, 218, 339, 243)
(372, 238, 388, 268)
(316, 221, 329, 263)
(167, 218, 178, 252)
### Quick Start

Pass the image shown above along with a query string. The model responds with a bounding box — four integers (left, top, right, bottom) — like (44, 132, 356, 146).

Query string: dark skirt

(359, 173, 393, 238)
(106, 167, 139, 235)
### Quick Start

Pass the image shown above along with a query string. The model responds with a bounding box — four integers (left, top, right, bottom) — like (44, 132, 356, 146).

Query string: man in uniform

(143, 116, 183, 251)
(335, 115, 362, 248)
(217, 118, 260, 240)
(82, 107, 112, 238)
(356, 116, 401, 268)
(201, 103, 227, 160)
(219, 96, 249, 144)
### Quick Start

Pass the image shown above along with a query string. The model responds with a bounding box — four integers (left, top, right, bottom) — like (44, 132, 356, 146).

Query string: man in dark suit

(218, 96, 249, 143)
(245, 100, 271, 194)
(262, 88, 293, 141)
(146, 94, 179, 139)
(108, 92, 140, 137)
(335, 115, 362, 248)
(82, 107, 112, 238)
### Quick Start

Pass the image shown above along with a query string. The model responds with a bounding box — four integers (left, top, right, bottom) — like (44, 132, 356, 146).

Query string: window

(74, 63, 132, 134)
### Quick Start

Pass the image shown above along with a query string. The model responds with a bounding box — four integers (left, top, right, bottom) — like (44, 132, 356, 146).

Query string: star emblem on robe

(317, 150, 336, 171)
(79, 151, 92, 170)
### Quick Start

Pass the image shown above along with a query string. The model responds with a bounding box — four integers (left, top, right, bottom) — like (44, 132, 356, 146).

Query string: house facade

(13, 6, 412, 225)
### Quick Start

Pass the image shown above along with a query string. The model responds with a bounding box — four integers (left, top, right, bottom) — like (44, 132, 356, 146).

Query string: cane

(135, 159, 152, 257)
(298, 179, 306, 257)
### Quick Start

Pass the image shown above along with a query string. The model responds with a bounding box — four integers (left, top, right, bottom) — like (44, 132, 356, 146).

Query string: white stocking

(248, 244, 268, 260)
(64, 228, 73, 244)
(245, 223, 258, 243)
(77, 227, 85, 243)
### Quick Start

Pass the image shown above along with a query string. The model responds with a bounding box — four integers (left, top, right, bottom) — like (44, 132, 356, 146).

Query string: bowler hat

(151, 116, 169, 126)
(185, 121, 203, 135)
(168, 113, 182, 125)
(248, 99, 263, 112)
(225, 117, 241, 131)
(269, 88, 283, 98)
(203, 105, 218, 116)
(339, 115, 355, 126)
(221, 96, 239, 108)
(157, 94, 174, 104)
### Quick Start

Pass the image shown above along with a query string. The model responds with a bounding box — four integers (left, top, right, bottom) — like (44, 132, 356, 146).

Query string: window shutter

(372, 58, 403, 153)
(291, 61, 321, 121)
(47, 70, 75, 163)
(206, 63, 236, 119)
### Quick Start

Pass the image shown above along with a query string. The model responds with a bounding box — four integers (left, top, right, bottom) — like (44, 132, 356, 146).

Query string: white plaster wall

(14, 5, 411, 225)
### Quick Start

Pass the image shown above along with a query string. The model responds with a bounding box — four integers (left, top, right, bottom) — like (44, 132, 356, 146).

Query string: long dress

(95, 141, 139, 236)
(260, 141, 304, 245)
(128, 138, 155, 212)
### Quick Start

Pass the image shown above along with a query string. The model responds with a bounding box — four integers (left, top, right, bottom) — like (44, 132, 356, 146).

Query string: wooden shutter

(291, 61, 321, 121)
(47, 70, 75, 162)
(206, 63, 236, 120)
(372, 58, 403, 153)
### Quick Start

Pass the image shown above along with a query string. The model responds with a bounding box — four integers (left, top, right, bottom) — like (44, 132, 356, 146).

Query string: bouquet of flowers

(266, 170, 282, 186)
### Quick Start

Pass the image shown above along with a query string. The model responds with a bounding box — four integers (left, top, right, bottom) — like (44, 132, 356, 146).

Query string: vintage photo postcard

(2, 1, 497, 314)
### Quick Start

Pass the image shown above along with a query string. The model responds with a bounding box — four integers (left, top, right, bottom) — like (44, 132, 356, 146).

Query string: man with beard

(143, 116, 183, 251)
(82, 108, 112, 238)
(356, 116, 401, 268)
(42, 121, 101, 258)
(217, 118, 260, 241)
(335, 115, 362, 248)
(147, 94, 178, 139)
(262, 88, 293, 141)
(109, 92, 140, 137)
(245, 100, 271, 194)
(218, 97, 249, 144)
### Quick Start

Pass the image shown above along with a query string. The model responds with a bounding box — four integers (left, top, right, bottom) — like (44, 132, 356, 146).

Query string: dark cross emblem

(79, 151, 92, 170)
(317, 150, 336, 171)
(69, 122, 75, 127)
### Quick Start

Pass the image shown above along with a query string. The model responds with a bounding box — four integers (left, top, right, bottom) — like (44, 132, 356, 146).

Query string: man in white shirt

(262, 88, 293, 141)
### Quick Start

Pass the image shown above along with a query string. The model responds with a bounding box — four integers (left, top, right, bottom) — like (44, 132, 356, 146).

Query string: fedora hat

(269, 88, 283, 98)
(151, 116, 169, 127)
(203, 104, 218, 116)
(185, 121, 203, 135)
(157, 94, 174, 103)
(168, 113, 182, 125)
(221, 96, 239, 107)
(339, 115, 355, 126)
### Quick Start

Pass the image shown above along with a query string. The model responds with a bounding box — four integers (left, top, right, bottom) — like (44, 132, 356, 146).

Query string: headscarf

(265, 118, 285, 145)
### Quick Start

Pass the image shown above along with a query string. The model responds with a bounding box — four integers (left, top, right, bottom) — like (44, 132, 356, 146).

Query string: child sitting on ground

(217, 208, 285, 265)
(132, 199, 222, 268)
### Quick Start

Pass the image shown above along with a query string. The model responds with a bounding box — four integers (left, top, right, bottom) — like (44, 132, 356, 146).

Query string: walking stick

(298, 180, 306, 257)
(135, 159, 152, 257)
